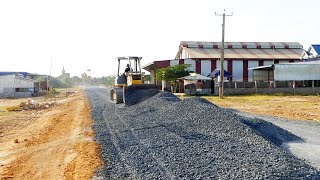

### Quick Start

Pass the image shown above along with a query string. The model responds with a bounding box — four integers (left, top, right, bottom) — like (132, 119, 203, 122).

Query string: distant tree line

(52, 73, 115, 88)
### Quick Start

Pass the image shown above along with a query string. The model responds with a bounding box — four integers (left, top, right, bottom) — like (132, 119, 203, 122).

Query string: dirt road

(0, 90, 102, 179)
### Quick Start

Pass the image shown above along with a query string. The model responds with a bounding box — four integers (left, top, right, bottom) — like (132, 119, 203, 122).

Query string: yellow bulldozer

(110, 56, 158, 104)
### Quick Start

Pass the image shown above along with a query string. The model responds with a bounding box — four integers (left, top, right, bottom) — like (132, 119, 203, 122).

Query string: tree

(156, 64, 190, 92)
(71, 76, 82, 86)
(101, 76, 115, 87)
(50, 74, 115, 88)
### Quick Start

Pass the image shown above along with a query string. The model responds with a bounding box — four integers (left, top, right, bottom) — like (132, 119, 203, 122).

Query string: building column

(196, 60, 201, 74)
(150, 70, 155, 84)
(243, 60, 248, 82)
(227, 60, 233, 81)
(211, 60, 217, 72)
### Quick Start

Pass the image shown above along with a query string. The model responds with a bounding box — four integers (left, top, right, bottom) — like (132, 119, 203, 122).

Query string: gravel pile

(87, 87, 320, 179)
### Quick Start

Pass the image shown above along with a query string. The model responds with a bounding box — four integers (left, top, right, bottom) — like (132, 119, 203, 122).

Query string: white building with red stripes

(143, 41, 305, 83)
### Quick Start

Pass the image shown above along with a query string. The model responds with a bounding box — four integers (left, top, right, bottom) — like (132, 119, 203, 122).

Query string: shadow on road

(241, 118, 304, 147)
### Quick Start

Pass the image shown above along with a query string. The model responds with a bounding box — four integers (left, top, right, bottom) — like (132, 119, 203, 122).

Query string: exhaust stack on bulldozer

(110, 56, 159, 105)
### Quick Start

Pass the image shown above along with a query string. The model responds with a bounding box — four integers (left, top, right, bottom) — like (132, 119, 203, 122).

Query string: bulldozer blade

(123, 84, 159, 106)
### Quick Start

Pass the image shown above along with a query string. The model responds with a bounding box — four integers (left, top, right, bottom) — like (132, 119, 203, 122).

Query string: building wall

(0, 74, 34, 98)
(170, 59, 179, 66)
(184, 59, 196, 72)
(151, 59, 300, 82)
(233, 60, 244, 81)
(264, 60, 274, 66)
(0, 74, 15, 88)
(274, 64, 320, 81)
(216, 60, 228, 72)
(201, 60, 211, 76)
(248, 61, 259, 82)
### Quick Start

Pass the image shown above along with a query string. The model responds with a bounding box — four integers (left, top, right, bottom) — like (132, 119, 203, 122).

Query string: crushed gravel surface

(235, 111, 320, 170)
(87, 87, 320, 179)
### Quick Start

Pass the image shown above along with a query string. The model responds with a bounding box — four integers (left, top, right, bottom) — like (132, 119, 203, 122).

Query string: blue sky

(0, 0, 318, 77)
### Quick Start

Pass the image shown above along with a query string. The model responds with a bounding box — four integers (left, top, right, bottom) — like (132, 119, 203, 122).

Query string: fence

(218, 80, 320, 95)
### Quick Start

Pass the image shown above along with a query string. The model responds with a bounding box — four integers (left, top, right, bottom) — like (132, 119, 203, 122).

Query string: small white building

(0, 73, 35, 98)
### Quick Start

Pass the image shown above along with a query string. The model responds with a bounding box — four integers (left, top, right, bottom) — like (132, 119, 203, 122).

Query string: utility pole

(215, 10, 233, 98)
(50, 56, 53, 90)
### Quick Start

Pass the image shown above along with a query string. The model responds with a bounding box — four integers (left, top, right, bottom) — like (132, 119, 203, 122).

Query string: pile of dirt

(6, 98, 56, 111)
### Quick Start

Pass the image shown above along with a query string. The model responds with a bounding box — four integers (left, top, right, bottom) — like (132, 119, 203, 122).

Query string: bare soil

(0, 90, 102, 180)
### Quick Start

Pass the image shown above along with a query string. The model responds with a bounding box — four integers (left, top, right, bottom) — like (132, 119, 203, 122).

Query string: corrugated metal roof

(180, 41, 303, 49)
(311, 45, 320, 55)
(183, 47, 303, 59)
(248, 65, 273, 70)
(0, 72, 30, 77)
(281, 60, 320, 65)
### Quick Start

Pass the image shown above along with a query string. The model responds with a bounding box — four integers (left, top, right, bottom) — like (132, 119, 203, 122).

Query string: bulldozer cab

(111, 56, 159, 104)
(116, 56, 143, 86)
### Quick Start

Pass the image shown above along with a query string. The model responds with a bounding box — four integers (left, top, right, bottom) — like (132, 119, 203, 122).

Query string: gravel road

(86, 87, 320, 179)
(234, 111, 320, 170)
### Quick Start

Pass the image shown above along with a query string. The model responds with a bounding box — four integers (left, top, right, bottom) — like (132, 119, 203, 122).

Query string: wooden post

(235, 81, 237, 94)
(255, 81, 257, 93)
(312, 80, 315, 94)
(293, 81, 296, 95)
(273, 81, 276, 88)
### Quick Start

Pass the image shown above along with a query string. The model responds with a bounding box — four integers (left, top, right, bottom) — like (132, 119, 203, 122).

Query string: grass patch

(54, 88, 76, 93)
(201, 95, 320, 121)
(0, 111, 10, 116)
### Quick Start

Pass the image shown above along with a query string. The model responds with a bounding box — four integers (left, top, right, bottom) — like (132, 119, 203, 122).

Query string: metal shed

(248, 61, 320, 94)
(274, 61, 320, 81)
(250, 61, 320, 81)
(0, 73, 35, 98)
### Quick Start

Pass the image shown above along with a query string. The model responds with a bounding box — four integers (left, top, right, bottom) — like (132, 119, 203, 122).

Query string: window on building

(15, 88, 33, 92)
